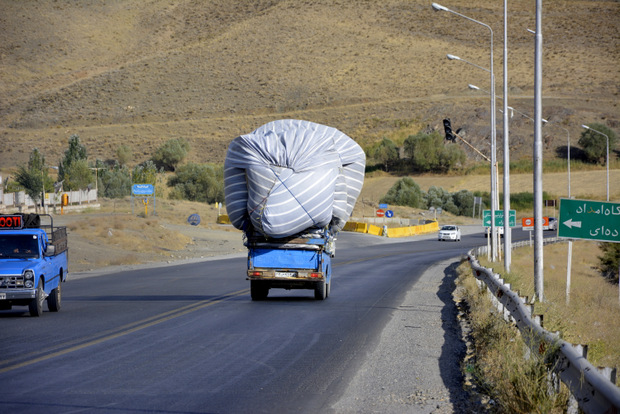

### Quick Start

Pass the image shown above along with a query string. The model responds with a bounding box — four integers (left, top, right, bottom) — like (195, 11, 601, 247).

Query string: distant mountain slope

(1, 0, 618, 168)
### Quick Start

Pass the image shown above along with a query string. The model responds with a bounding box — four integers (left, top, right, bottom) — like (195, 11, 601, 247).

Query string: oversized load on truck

(224, 119, 365, 239)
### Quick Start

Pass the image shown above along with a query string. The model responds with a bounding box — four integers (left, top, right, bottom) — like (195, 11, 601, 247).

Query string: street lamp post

(581, 125, 610, 201)
(434, 3, 498, 261)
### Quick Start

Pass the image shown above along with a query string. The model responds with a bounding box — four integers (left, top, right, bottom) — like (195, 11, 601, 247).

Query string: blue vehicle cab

(0, 214, 68, 316)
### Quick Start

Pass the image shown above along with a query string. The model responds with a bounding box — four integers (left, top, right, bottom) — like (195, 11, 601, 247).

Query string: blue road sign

(385, 210, 394, 218)
(132, 184, 154, 195)
(187, 214, 201, 226)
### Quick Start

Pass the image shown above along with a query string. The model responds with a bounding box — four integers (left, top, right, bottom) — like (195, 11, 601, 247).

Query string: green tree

(15, 148, 51, 210)
(597, 243, 620, 283)
(167, 163, 224, 203)
(438, 143, 466, 173)
(404, 131, 465, 173)
(64, 159, 93, 190)
(452, 189, 475, 216)
(132, 160, 160, 186)
(369, 138, 399, 172)
(404, 131, 439, 171)
(100, 164, 132, 198)
(58, 134, 92, 190)
(578, 123, 618, 164)
(380, 177, 425, 208)
(152, 138, 190, 171)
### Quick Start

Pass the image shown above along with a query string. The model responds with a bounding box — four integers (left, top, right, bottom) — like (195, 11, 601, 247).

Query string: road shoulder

(331, 258, 476, 413)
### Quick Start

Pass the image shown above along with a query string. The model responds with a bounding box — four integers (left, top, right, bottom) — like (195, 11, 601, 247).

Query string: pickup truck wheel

(29, 279, 45, 317)
(250, 281, 269, 301)
(47, 281, 62, 312)
(314, 280, 326, 300)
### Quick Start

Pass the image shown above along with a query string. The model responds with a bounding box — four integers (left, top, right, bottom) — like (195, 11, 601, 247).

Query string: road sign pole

(566, 241, 572, 305)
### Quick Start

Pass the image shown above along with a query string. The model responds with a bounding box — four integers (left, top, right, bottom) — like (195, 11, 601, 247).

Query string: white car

(438, 225, 461, 242)
(484, 225, 504, 238)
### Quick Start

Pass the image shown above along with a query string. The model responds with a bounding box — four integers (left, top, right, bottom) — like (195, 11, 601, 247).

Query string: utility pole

(533, 0, 544, 302)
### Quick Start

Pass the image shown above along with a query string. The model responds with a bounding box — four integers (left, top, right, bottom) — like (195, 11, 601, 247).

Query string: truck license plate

(275, 272, 296, 278)
(0, 293, 5, 300)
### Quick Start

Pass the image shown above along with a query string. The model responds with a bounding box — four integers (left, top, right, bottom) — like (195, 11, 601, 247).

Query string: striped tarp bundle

(224, 119, 365, 239)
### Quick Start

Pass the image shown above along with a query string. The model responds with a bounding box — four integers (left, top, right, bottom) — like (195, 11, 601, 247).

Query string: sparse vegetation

(457, 262, 570, 412)
(478, 242, 620, 373)
(379, 178, 477, 216)
(1, 1, 617, 170)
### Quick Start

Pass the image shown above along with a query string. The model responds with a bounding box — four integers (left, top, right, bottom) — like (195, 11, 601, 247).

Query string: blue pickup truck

(0, 214, 69, 316)
(245, 230, 333, 301)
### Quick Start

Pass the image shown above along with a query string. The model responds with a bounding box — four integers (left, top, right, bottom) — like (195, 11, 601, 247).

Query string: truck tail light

(249, 271, 262, 277)
(309, 272, 320, 278)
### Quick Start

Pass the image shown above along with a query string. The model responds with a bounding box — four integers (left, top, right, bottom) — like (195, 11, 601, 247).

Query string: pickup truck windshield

(0, 235, 40, 259)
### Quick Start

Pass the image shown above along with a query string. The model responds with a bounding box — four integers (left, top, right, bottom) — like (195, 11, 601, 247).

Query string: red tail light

(310, 272, 320, 278)
(249, 271, 262, 277)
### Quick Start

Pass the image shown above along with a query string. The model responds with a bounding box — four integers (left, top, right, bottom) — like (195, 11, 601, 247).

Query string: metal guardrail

(467, 247, 620, 414)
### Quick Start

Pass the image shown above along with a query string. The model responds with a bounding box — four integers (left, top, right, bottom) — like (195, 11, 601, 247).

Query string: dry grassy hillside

(1, 0, 618, 169)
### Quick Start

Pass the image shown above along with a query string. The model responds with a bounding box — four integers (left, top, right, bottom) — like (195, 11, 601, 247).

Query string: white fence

(0, 189, 98, 212)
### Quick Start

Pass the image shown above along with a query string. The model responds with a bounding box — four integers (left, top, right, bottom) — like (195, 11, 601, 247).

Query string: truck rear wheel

(314, 280, 326, 300)
(250, 281, 269, 301)
(29, 279, 45, 317)
(47, 281, 62, 312)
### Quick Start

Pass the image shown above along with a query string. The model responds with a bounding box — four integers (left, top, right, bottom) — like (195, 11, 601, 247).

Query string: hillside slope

(1, 0, 618, 168)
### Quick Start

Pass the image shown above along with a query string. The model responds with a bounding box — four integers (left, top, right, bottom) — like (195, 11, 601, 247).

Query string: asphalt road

(0, 227, 534, 413)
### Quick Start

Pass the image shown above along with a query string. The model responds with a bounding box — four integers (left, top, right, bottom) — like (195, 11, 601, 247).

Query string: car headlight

(24, 270, 34, 280)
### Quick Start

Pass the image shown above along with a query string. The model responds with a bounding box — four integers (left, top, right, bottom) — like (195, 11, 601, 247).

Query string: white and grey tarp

(224, 119, 365, 239)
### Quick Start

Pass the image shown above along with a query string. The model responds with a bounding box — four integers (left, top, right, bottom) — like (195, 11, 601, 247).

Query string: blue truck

(0, 214, 69, 316)
(245, 231, 334, 301)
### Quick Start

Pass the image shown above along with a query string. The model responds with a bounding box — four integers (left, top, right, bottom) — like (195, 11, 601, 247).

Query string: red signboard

(0, 215, 23, 230)
(376, 209, 385, 217)
(522, 216, 548, 231)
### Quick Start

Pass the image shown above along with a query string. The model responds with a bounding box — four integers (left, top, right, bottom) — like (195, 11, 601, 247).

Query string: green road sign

(483, 210, 516, 227)
(558, 198, 620, 243)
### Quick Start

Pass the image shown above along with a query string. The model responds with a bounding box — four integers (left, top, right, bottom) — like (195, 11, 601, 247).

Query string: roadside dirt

(48, 200, 246, 275)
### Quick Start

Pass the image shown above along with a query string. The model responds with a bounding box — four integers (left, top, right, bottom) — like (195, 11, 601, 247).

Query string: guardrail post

(597, 367, 617, 385)
(567, 345, 588, 414)
(533, 314, 544, 327)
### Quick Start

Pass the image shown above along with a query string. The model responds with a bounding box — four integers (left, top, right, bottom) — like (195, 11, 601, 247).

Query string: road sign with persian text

(558, 198, 620, 243)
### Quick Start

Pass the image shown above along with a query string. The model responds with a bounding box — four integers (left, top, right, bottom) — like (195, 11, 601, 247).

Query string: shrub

(380, 177, 425, 208)
(152, 138, 190, 171)
(404, 131, 465, 173)
(116, 145, 133, 167)
(368, 138, 399, 172)
(167, 163, 224, 203)
(452, 189, 475, 216)
(578, 123, 617, 164)
(597, 243, 620, 282)
(132, 160, 161, 186)
(100, 165, 132, 198)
